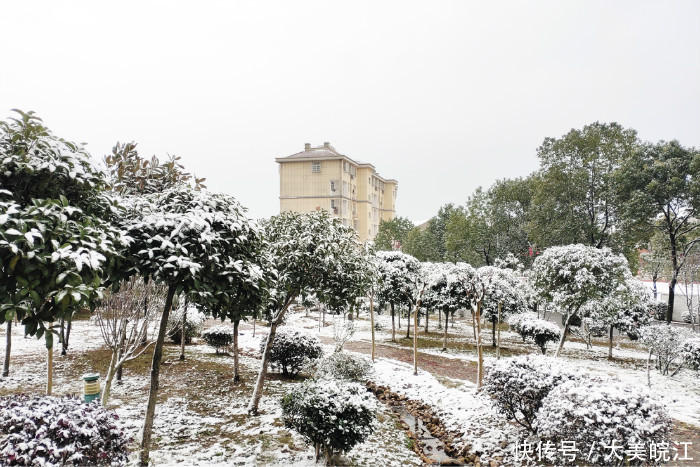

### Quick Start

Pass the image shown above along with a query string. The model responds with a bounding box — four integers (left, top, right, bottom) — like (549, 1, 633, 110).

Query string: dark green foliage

(374, 216, 414, 251)
(281, 380, 376, 463)
(202, 326, 234, 353)
(263, 329, 323, 378)
(0, 394, 131, 465)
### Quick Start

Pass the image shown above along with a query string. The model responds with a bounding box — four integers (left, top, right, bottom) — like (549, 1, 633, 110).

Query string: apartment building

(276, 142, 398, 241)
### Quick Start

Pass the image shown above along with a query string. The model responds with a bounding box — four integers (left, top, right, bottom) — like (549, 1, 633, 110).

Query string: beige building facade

(276, 142, 397, 241)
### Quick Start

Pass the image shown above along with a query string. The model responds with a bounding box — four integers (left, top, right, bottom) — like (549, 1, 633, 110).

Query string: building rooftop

(276, 142, 397, 183)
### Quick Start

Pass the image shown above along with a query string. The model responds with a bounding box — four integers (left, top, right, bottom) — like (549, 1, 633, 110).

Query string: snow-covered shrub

(167, 306, 205, 345)
(640, 324, 692, 375)
(509, 314, 561, 354)
(263, 328, 323, 378)
(536, 379, 672, 465)
(280, 379, 377, 463)
(651, 302, 667, 321)
(202, 325, 234, 354)
(0, 394, 130, 466)
(313, 352, 374, 383)
(683, 337, 700, 371)
(482, 355, 578, 432)
(615, 304, 652, 340)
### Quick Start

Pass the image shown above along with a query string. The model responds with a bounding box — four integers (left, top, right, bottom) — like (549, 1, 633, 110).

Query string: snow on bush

(0, 394, 130, 466)
(167, 305, 205, 345)
(651, 302, 667, 321)
(640, 324, 693, 375)
(615, 304, 652, 340)
(202, 325, 234, 353)
(536, 379, 672, 465)
(313, 352, 374, 383)
(262, 328, 323, 378)
(508, 313, 561, 354)
(482, 355, 578, 432)
(280, 379, 377, 463)
(683, 337, 700, 371)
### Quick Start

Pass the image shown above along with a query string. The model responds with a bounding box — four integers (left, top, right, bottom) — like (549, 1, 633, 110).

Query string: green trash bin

(83, 373, 101, 403)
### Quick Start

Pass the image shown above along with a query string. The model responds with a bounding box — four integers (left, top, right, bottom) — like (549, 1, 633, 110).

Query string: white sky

(1, 1, 699, 223)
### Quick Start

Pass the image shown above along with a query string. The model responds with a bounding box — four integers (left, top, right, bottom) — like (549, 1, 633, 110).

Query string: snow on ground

(1, 317, 423, 466)
(3, 308, 700, 466)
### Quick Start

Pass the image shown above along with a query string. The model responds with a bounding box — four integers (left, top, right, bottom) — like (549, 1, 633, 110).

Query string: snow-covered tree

(580, 275, 653, 357)
(247, 210, 367, 414)
(640, 324, 693, 377)
(375, 251, 421, 342)
(478, 265, 529, 347)
(0, 110, 125, 390)
(121, 187, 262, 465)
(423, 262, 474, 351)
(508, 313, 561, 354)
(531, 244, 629, 357)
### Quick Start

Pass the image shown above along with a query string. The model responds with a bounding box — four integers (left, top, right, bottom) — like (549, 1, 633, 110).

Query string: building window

(312, 162, 321, 173)
(330, 180, 336, 192)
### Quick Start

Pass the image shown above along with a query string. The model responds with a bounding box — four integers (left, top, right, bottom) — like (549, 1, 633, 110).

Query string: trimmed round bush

(167, 306, 205, 345)
(263, 329, 323, 378)
(281, 379, 376, 463)
(202, 325, 234, 353)
(684, 337, 700, 371)
(509, 314, 561, 354)
(313, 352, 374, 383)
(0, 394, 131, 466)
(651, 302, 667, 321)
(483, 355, 578, 432)
(536, 379, 672, 466)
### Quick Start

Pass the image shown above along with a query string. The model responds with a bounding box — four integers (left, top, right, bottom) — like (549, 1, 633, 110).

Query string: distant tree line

(376, 122, 700, 322)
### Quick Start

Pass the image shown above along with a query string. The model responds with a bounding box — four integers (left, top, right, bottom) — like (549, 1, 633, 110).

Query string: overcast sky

(1, 1, 698, 223)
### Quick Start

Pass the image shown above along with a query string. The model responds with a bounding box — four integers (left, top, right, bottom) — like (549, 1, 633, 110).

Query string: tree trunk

(647, 348, 653, 388)
(442, 311, 448, 351)
(102, 349, 118, 406)
(59, 318, 66, 356)
(667, 275, 677, 323)
(438, 309, 442, 330)
(413, 287, 425, 376)
(370, 289, 376, 362)
(390, 303, 396, 342)
(555, 313, 573, 358)
(233, 319, 240, 382)
(64, 319, 72, 353)
(413, 305, 418, 375)
(492, 318, 496, 348)
(179, 299, 187, 361)
(2, 321, 11, 377)
(608, 325, 614, 358)
(471, 311, 476, 340)
(116, 321, 127, 383)
(475, 302, 484, 390)
(424, 308, 429, 334)
(46, 322, 53, 396)
(405, 307, 410, 339)
(497, 303, 501, 359)
(139, 284, 176, 466)
(248, 298, 295, 415)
